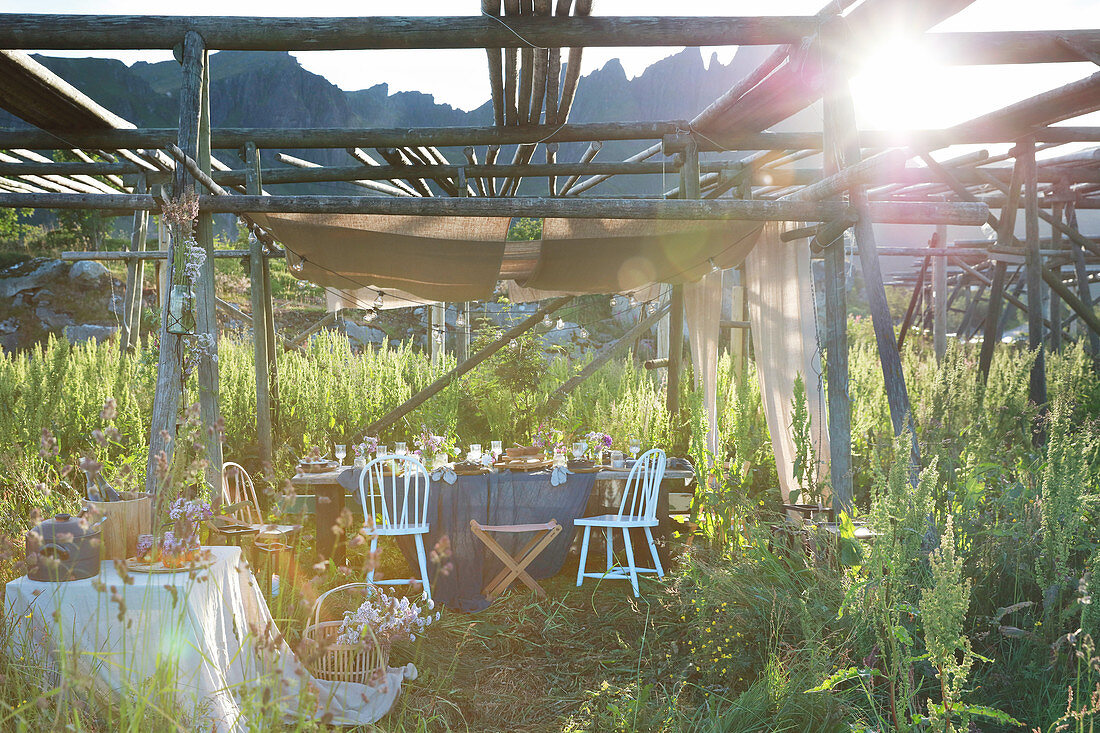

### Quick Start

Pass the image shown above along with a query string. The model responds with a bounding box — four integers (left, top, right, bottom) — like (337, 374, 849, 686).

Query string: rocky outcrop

(0, 258, 125, 352)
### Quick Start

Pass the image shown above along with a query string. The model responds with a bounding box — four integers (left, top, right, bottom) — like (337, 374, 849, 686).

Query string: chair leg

(366, 536, 379, 582)
(576, 526, 591, 587)
(621, 527, 640, 597)
(605, 526, 614, 575)
(414, 533, 432, 601)
(644, 526, 665, 578)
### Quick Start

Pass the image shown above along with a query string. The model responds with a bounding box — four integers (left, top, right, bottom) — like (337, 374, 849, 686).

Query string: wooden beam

(60, 248, 278, 260)
(3, 124, 1098, 153)
(897, 245, 932, 353)
(1067, 202, 1100, 359)
(546, 302, 670, 411)
(145, 30, 204, 495)
(952, 71, 1100, 140)
(0, 14, 822, 50)
(0, 192, 991, 224)
(922, 29, 1100, 65)
(364, 297, 572, 436)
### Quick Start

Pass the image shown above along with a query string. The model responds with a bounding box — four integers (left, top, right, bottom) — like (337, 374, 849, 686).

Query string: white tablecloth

(4, 546, 415, 730)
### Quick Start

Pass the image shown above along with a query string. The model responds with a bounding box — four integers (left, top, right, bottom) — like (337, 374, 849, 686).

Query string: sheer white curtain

(745, 222, 830, 502)
(684, 271, 723, 459)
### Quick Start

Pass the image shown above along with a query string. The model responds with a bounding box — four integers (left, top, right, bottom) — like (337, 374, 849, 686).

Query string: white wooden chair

(357, 454, 433, 600)
(575, 448, 666, 597)
(221, 461, 301, 544)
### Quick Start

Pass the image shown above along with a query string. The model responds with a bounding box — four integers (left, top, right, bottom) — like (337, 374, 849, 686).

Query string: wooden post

(1050, 204, 1063, 353)
(666, 135, 697, 448)
(1021, 138, 1047, 413)
(896, 250, 931, 353)
(821, 41, 852, 510)
(457, 301, 471, 363)
(933, 225, 948, 362)
(1067, 202, 1100, 360)
(145, 30, 204, 494)
(121, 175, 147, 350)
(831, 65, 917, 464)
(429, 302, 445, 367)
(194, 47, 223, 484)
(245, 142, 272, 470)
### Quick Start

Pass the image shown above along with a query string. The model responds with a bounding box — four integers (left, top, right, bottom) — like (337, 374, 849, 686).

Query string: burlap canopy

(249, 212, 765, 300)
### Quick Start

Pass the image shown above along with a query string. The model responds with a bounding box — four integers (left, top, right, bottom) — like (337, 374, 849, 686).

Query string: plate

(126, 551, 215, 574)
(298, 460, 338, 474)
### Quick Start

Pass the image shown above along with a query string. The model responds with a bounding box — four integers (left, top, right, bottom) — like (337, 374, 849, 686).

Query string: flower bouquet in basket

(303, 583, 439, 685)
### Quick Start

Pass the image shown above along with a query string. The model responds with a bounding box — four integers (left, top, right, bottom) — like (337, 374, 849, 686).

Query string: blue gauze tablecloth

(338, 468, 596, 612)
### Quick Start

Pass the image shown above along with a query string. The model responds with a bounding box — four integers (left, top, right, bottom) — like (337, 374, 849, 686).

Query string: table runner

(340, 468, 596, 612)
(4, 546, 414, 730)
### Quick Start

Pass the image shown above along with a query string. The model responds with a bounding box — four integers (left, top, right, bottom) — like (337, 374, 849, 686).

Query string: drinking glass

(469, 444, 483, 462)
(395, 442, 407, 457)
(610, 450, 625, 469)
(490, 440, 503, 460)
(572, 442, 586, 460)
(629, 437, 641, 461)
(334, 444, 347, 465)
(378, 445, 389, 457)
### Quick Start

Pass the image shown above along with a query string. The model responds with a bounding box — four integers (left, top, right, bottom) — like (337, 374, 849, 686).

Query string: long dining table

(290, 462, 694, 609)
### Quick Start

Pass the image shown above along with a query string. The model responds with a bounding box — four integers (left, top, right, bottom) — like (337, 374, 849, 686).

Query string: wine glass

(395, 442, 407, 457)
(490, 440, 503, 460)
(572, 442, 586, 460)
(334, 444, 347, 465)
(469, 444, 483, 463)
(629, 437, 641, 461)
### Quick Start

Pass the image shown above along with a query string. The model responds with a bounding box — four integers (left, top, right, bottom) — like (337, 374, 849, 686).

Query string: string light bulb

(555, 318, 565, 330)
(455, 313, 466, 327)
(579, 327, 589, 338)
(364, 308, 378, 324)
(609, 295, 619, 307)
(647, 302, 658, 315)
(628, 295, 637, 307)
(374, 291, 385, 308)
(542, 314, 552, 327)
(289, 257, 305, 273)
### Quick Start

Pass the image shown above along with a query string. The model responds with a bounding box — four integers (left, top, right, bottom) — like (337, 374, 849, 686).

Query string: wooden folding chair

(469, 519, 562, 600)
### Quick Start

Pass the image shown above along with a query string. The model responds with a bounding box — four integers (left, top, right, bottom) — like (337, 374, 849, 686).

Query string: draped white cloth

(744, 222, 831, 502)
(684, 270, 723, 458)
(5, 547, 414, 730)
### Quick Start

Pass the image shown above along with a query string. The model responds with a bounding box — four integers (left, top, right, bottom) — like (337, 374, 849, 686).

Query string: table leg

(314, 484, 347, 565)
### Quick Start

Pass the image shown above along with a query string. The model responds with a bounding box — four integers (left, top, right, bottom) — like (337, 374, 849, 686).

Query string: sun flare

(849, 40, 948, 131)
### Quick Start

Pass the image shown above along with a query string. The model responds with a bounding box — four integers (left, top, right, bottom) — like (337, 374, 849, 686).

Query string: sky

(4, 0, 1099, 132)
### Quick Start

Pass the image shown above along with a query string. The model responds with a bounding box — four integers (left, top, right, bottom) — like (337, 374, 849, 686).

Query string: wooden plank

(245, 142, 272, 470)
(897, 247, 931, 352)
(0, 192, 991, 224)
(145, 30, 204, 495)
(363, 297, 572, 436)
(0, 14, 822, 50)
(121, 176, 147, 350)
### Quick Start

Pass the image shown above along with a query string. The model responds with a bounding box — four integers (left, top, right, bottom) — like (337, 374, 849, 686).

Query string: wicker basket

(302, 582, 389, 684)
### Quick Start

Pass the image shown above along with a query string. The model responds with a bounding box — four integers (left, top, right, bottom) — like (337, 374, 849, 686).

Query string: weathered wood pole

(933, 225, 948, 361)
(1049, 204, 1064, 353)
(194, 48, 223, 485)
(1021, 138, 1047, 413)
(121, 175, 147, 350)
(896, 251, 931, 353)
(1067, 202, 1100, 360)
(820, 42, 852, 510)
(145, 30, 204, 494)
(665, 136, 698, 448)
(831, 61, 917, 465)
(245, 142, 272, 469)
